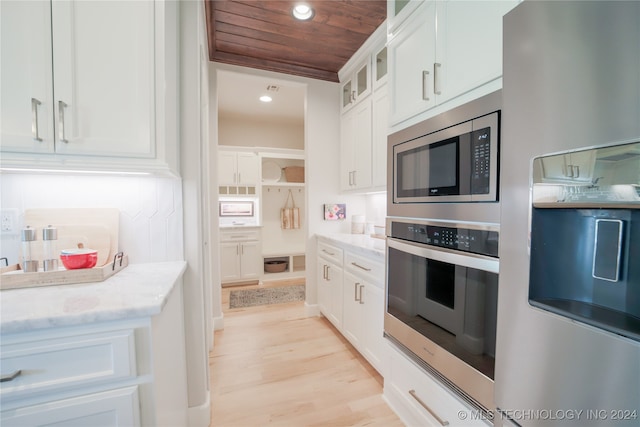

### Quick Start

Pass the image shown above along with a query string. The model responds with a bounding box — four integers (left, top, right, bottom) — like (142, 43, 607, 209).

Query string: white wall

(219, 112, 304, 150)
(0, 173, 183, 266)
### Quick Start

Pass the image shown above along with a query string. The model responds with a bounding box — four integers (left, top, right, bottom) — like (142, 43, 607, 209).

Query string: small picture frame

(219, 201, 254, 217)
(324, 203, 346, 221)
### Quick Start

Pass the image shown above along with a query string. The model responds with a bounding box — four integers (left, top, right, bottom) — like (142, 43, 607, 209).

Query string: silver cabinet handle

(351, 90, 356, 102)
(0, 369, 22, 382)
(422, 70, 430, 101)
(408, 390, 449, 426)
(238, 173, 242, 183)
(352, 170, 357, 186)
(354, 282, 360, 301)
(348, 171, 354, 186)
(358, 284, 364, 304)
(233, 172, 237, 183)
(573, 165, 580, 178)
(434, 63, 442, 95)
(351, 262, 371, 272)
(323, 264, 328, 280)
(322, 249, 335, 256)
(31, 98, 43, 141)
(326, 265, 330, 281)
(58, 100, 68, 143)
(566, 164, 574, 178)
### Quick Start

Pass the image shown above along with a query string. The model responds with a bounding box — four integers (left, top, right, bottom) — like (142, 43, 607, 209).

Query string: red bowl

(60, 249, 98, 269)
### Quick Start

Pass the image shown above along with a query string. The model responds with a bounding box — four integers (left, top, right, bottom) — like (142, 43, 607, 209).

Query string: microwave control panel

(470, 127, 492, 194)
(391, 222, 499, 257)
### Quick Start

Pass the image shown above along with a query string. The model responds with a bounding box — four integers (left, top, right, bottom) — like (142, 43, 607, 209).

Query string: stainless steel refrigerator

(496, 1, 640, 426)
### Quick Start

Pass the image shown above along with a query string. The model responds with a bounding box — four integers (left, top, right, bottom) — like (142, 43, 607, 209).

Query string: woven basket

(283, 166, 304, 183)
(264, 260, 288, 273)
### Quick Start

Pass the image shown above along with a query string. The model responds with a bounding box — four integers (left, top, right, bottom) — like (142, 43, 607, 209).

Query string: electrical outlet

(1, 209, 19, 233)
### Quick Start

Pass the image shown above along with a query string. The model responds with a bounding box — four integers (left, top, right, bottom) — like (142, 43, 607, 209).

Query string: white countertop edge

(0, 261, 187, 335)
(316, 233, 386, 259)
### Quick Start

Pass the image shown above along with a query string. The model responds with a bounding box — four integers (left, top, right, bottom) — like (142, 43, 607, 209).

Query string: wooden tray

(0, 254, 128, 291)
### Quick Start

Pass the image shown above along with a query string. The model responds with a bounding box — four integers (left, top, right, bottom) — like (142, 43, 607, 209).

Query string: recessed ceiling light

(259, 95, 273, 103)
(292, 4, 314, 21)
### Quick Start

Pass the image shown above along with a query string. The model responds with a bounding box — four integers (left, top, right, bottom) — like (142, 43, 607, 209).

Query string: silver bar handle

(352, 170, 357, 187)
(351, 262, 371, 272)
(323, 264, 328, 280)
(573, 165, 580, 178)
(434, 63, 442, 95)
(326, 265, 330, 281)
(0, 369, 22, 382)
(31, 98, 43, 142)
(322, 249, 335, 256)
(354, 282, 359, 301)
(422, 70, 430, 101)
(58, 100, 68, 143)
(409, 390, 449, 426)
(358, 284, 364, 304)
(566, 164, 574, 178)
(238, 173, 241, 183)
(351, 90, 356, 102)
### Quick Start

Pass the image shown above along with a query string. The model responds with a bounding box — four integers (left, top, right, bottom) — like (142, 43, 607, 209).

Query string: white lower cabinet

(316, 237, 387, 376)
(385, 343, 491, 427)
(0, 282, 188, 426)
(220, 229, 261, 284)
(317, 241, 344, 329)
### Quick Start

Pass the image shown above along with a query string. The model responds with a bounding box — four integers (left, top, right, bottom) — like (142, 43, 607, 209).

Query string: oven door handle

(387, 237, 499, 274)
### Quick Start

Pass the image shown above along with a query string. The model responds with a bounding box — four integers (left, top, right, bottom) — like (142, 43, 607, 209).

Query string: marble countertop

(0, 261, 187, 335)
(316, 233, 386, 260)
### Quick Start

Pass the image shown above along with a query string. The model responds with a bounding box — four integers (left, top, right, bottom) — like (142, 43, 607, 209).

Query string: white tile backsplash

(0, 173, 183, 266)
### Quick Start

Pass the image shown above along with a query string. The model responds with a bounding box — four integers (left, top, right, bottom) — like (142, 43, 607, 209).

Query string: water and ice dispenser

(528, 141, 640, 341)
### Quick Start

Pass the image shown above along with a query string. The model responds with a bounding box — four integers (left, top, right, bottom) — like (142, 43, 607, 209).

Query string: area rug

(229, 285, 305, 309)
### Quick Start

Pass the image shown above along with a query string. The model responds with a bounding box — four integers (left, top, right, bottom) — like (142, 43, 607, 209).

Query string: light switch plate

(1, 209, 19, 234)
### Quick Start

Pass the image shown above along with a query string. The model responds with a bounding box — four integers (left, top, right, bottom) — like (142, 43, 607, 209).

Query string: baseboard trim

(305, 302, 320, 317)
(188, 390, 211, 427)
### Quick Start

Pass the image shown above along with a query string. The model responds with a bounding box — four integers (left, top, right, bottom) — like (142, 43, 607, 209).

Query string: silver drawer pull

(31, 98, 43, 141)
(351, 262, 371, 272)
(322, 249, 335, 256)
(409, 389, 449, 426)
(0, 369, 22, 382)
(58, 100, 69, 143)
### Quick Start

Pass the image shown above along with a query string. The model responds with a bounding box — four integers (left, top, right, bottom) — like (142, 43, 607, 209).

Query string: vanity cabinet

(388, 0, 517, 127)
(0, 0, 178, 174)
(317, 241, 344, 329)
(220, 229, 261, 284)
(218, 151, 260, 186)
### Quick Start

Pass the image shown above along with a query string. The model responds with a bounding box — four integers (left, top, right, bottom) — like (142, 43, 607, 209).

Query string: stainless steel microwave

(389, 94, 500, 205)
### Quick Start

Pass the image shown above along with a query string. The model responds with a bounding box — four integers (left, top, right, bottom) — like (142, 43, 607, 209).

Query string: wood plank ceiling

(204, 0, 387, 82)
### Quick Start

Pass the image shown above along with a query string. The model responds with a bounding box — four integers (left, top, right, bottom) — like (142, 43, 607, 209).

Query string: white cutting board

(24, 208, 119, 267)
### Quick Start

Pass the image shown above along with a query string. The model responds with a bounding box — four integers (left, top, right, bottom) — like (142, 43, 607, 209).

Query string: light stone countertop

(316, 233, 386, 260)
(0, 261, 187, 335)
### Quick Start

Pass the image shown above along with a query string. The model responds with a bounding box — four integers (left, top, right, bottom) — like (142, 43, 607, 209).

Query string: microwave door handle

(387, 237, 499, 274)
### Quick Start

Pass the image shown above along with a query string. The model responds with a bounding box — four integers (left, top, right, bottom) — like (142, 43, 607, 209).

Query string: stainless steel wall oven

(385, 91, 503, 413)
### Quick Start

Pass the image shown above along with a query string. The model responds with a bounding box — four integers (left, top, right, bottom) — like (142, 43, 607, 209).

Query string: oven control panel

(391, 222, 499, 257)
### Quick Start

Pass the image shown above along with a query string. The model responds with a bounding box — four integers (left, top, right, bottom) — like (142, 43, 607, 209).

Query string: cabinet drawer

(388, 346, 490, 427)
(317, 241, 343, 265)
(220, 229, 259, 242)
(0, 330, 136, 401)
(344, 251, 384, 286)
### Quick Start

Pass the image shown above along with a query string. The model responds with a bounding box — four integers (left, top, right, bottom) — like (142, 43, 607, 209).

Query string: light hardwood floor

(209, 279, 404, 426)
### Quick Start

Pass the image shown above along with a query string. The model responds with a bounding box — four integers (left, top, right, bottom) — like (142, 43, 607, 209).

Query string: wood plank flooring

(209, 279, 404, 426)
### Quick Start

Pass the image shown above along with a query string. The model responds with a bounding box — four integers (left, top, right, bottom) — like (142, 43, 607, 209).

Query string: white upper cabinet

(0, 0, 178, 174)
(218, 151, 260, 186)
(388, 0, 518, 127)
(340, 99, 373, 191)
(341, 60, 371, 113)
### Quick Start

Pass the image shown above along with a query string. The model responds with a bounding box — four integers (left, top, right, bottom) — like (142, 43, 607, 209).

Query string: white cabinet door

(343, 271, 364, 349)
(1, 386, 140, 426)
(318, 258, 344, 329)
(220, 242, 241, 282)
(436, 1, 517, 103)
(239, 241, 261, 280)
(51, 1, 155, 157)
(0, 0, 55, 154)
(389, 1, 437, 125)
(372, 85, 389, 189)
(362, 283, 386, 374)
(236, 152, 260, 185)
(340, 98, 372, 191)
(218, 151, 238, 184)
